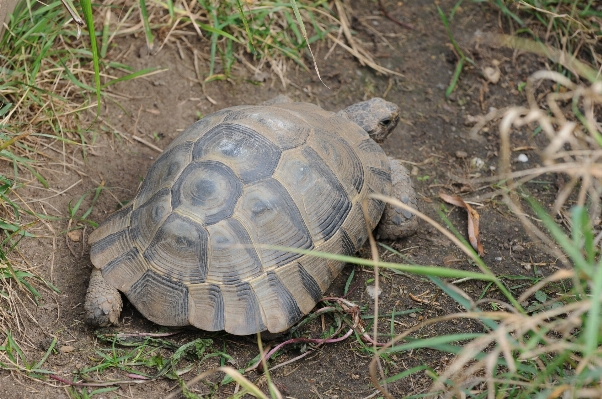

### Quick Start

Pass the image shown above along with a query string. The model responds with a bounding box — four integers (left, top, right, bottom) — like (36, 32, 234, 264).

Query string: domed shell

(88, 102, 392, 335)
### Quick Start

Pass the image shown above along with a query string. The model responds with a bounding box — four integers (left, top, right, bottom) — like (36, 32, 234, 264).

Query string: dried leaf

(439, 192, 485, 256)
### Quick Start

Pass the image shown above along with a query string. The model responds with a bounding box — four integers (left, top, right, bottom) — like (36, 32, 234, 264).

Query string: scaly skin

(336, 98, 400, 143)
(375, 157, 419, 240)
(84, 268, 122, 327)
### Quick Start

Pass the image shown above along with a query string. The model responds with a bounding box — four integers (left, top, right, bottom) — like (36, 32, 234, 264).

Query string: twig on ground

(50, 374, 147, 387)
(378, 0, 414, 30)
(105, 331, 182, 338)
(247, 296, 391, 374)
(133, 130, 163, 153)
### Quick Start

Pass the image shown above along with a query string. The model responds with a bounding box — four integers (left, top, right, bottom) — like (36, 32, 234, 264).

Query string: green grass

(437, 3, 475, 97)
(144, 0, 340, 81)
(365, 63, 602, 396)
(363, 202, 602, 397)
(0, 1, 165, 380)
(0, 0, 162, 301)
(441, 1, 601, 97)
(483, 0, 602, 72)
(0, 331, 56, 376)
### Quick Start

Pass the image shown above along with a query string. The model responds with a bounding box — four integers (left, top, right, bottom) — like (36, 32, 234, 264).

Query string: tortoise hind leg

(375, 157, 419, 240)
(84, 268, 123, 327)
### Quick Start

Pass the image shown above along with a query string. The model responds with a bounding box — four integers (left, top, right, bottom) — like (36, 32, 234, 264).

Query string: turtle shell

(88, 101, 392, 335)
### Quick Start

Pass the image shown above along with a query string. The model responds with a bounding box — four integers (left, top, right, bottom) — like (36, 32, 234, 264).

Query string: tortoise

(84, 95, 419, 335)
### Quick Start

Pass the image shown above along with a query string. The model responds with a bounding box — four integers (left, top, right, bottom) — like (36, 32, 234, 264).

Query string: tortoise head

(337, 98, 400, 143)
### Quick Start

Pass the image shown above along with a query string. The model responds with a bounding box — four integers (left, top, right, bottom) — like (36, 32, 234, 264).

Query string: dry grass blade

(370, 193, 483, 265)
(362, 197, 386, 387)
(112, 0, 402, 83)
(496, 71, 602, 259)
(417, 39, 602, 392)
(332, 0, 402, 77)
(495, 34, 599, 83)
(517, 268, 573, 303)
(439, 192, 485, 256)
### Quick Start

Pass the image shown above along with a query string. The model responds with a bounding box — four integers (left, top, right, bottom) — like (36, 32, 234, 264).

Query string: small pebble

(471, 157, 485, 169)
(455, 150, 468, 159)
(67, 230, 81, 242)
(524, 264, 532, 270)
(138, 45, 149, 58)
(512, 245, 525, 252)
(517, 154, 529, 163)
(495, 257, 502, 261)
(409, 313, 417, 318)
(366, 285, 382, 299)
(60, 345, 75, 354)
(483, 66, 501, 84)
(464, 115, 478, 126)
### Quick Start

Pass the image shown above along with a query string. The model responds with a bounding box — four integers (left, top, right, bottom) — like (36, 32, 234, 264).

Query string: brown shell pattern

(88, 102, 392, 335)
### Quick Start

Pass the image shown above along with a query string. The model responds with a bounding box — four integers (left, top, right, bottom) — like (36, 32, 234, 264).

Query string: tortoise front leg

(376, 157, 419, 240)
(84, 268, 123, 327)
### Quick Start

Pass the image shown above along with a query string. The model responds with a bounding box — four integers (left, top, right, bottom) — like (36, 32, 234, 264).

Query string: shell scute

(192, 122, 281, 183)
(236, 178, 313, 269)
(206, 218, 263, 284)
(136, 142, 192, 206)
(274, 147, 352, 243)
(127, 270, 189, 326)
(221, 282, 266, 335)
(188, 283, 225, 331)
(222, 105, 311, 149)
(249, 271, 304, 333)
(171, 160, 242, 225)
(103, 248, 148, 292)
(143, 214, 209, 284)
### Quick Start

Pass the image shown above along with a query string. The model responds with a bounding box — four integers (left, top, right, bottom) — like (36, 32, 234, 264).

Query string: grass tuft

(366, 60, 602, 396)
(487, 0, 602, 71)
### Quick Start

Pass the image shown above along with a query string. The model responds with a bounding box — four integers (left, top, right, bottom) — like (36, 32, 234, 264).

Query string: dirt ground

(1, 0, 564, 398)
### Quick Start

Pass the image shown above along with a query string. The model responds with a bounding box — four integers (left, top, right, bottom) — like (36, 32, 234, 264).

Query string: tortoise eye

(379, 118, 392, 127)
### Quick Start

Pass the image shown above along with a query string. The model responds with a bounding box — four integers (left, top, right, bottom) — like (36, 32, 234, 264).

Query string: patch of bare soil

(1, 1, 564, 398)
